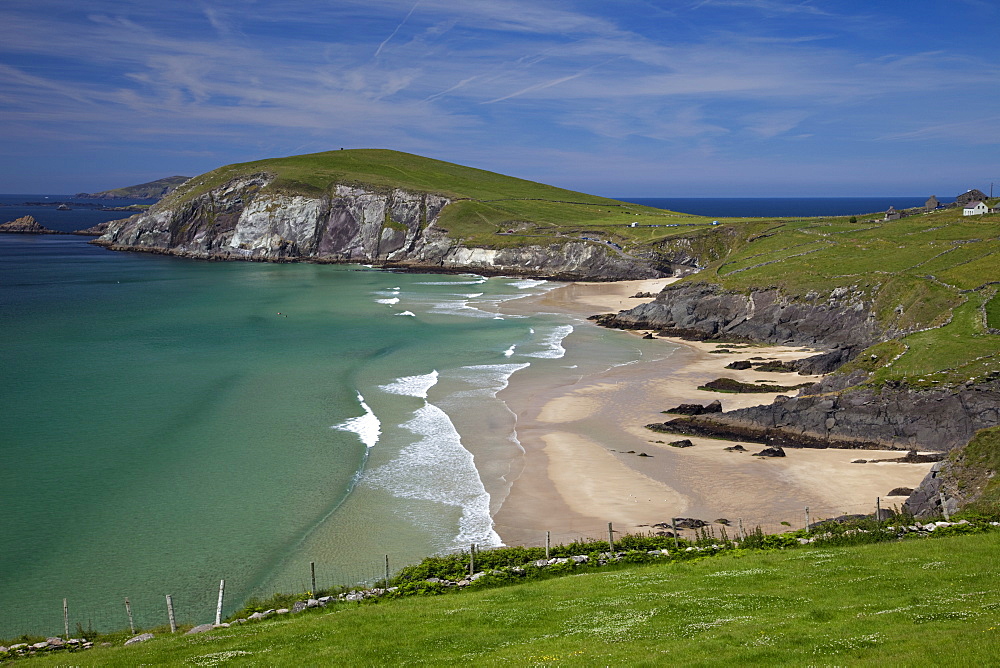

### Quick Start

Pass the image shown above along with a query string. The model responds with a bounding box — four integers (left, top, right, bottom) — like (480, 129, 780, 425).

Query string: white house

(963, 201, 988, 216)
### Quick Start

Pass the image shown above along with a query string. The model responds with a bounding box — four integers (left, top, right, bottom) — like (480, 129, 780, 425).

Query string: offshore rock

(95, 175, 662, 280)
(0, 215, 57, 234)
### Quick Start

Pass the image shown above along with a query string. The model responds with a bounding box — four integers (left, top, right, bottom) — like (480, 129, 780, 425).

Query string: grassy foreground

(19, 531, 1000, 667)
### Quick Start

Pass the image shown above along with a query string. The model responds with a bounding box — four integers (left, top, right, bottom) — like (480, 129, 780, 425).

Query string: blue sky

(1, 0, 997, 196)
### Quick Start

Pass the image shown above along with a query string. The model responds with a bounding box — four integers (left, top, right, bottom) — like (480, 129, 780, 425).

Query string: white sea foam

(507, 278, 548, 290)
(414, 280, 486, 286)
(376, 297, 400, 305)
(428, 299, 495, 318)
(395, 311, 416, 317)
(451, 363, 530, 398)
(524, 324, 573, 359)
(363, 403, 501, 548)
(379, 370, 439, 399)
(503, 345, 516, 357)
(463, 292, 484, 298)
(331, 393, 381, 448)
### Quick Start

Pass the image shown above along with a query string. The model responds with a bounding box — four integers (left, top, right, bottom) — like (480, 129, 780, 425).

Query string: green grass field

(19, 531, 1000, 666)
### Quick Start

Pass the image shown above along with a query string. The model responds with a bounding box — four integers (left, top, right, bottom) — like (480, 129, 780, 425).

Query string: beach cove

(491, 279, 936, 545)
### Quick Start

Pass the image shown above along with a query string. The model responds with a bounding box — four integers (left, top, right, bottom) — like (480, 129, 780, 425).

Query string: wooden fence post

(63, 598, 69, 640)
(738, 517, 745, 540)
(671, 517, 679, 549)
(607, 522, 615, 553)
(125, 597, 135, 635)
(310, 562, 317, 594)
(215, 580, 225, 626)
(545, 531, 551, 559)
(165, 595, 177, 633)
(469, 544, 476, 575)
(805, 507, 811, 533)
(385, 554, 390, 586)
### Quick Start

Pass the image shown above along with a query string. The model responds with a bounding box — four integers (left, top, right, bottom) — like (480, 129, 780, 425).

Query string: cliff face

(95, 175, 662, 281)
(650, 374, 1000, 453)
(593, 281, 881, 374)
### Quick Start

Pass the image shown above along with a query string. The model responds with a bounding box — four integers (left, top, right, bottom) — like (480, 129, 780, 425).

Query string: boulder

(724, 444, 746, 452)
(674, 517, 708, 529)
(752, 446, 786, 457)
(291, 601, 307, 613)
(725, 360, 752, 370)
(124, 633, 154, 646)
(185, 623, 215, 635)
(669, 439, 695, 448)
(704, 400, 723, 413)
(888, 487, 914, 496)
(664, 403, 710, 415)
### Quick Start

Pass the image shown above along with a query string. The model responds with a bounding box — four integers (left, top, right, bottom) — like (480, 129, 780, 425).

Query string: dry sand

(492, 279, 934, 546)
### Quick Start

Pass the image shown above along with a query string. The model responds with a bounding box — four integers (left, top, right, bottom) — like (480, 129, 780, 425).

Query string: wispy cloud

(0, 0, 998, 194)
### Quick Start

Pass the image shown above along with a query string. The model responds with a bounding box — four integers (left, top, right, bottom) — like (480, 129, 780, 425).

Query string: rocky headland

(94, 174, 662, 281)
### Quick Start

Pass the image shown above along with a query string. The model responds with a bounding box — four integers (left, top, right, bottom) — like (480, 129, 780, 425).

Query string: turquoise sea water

(0, 220, 662, 638)
(2, 192, 928, 637)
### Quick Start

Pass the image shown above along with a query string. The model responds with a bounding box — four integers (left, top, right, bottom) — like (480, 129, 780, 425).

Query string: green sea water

(0, 231, 669, 638)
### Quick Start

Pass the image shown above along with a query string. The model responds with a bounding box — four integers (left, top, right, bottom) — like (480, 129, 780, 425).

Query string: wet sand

(492, 279, 933, 546)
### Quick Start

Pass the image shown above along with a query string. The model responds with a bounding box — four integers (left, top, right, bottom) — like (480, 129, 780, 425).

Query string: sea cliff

(95, 174, 661, 281)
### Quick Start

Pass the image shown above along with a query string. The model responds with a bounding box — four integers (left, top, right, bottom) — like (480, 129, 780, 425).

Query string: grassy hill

(19, 530, 1000, 666)
(665, 206, 1000, 386)
(162, 149, 729, 248)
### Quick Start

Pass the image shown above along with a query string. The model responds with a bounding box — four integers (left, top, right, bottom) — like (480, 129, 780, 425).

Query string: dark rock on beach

(752, 446, 786, 457)
(664, 400, 722, 415)
(668, 439, 695, 448)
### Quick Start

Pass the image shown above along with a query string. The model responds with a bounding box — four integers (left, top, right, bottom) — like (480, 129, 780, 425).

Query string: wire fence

(4, 497, 913, 643)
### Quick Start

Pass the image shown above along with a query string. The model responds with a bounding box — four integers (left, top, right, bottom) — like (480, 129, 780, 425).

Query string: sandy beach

(492, 279, 935, 547)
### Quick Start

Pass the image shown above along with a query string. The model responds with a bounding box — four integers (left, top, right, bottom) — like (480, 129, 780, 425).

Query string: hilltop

(93, 149, 724, 280)
(76, 175, 191, 200)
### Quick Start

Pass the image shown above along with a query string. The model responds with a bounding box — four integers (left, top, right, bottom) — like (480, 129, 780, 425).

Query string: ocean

(0, 193, 923, 638)
(1, 195, 663, 638)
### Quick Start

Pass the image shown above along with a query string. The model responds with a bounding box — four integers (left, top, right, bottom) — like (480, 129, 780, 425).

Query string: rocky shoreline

(592, 281, 999, 517)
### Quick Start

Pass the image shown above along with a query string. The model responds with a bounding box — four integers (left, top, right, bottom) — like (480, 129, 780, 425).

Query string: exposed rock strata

(95, 175, 662, 280)
(592, 282, 880, 372)
(648, 376, 1000, 453)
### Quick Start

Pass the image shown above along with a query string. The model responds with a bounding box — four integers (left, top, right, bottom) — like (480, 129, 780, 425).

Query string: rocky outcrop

(72, 220, 117, 236)
(906, 426, 1000, 517)
(94, 175, 662, 280)
(0, 215, 57, 234)
(648, 375, 1000, 453)
(593, 282, 880, 359)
